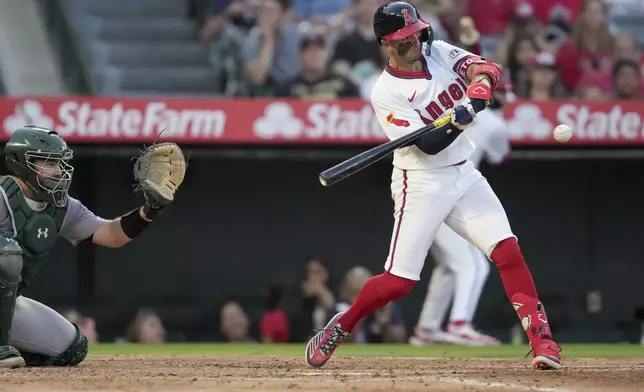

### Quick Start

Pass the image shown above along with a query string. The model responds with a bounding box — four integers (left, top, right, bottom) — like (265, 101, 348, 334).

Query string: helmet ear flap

(421, 25, 434, 55)
(420, 29, 429, 42)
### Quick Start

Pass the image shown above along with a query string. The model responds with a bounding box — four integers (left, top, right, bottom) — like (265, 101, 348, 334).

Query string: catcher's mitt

(133, 142, 187, 209)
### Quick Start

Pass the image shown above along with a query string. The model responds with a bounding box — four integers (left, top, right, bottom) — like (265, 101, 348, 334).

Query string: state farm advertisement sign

(1, 97, 643, 144)
(503, 100, 644, 144)
(0, 97, 386, 144)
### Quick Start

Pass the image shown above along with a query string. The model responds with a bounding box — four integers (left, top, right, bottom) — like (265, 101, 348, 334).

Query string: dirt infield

(0, 355, 642, 392)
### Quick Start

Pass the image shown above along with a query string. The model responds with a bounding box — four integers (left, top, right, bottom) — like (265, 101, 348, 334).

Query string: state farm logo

(507, 102, 644, 141)
(253, 101, 387, 140)
(253, 102, 304, 138)
(506, 103, 552, 139)
(3, 100, 54, 134)
(3, 100, 226, 139)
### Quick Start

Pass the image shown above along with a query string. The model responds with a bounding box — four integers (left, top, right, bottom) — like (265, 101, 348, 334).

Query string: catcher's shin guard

(0, 236, 26, 368)
(20, 323, 88, 367)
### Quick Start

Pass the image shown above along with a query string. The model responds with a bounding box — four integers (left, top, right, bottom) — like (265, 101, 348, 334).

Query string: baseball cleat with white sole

(305, 312, 350, 368)
(0, 346, 25, 369)
(530, 338, 563, 370)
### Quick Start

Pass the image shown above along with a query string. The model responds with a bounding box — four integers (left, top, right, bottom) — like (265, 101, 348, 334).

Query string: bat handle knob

(319, 175, 328, 187)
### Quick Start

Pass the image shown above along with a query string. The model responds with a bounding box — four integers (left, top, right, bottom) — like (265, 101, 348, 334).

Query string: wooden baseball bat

(318, 115, 452, 187)
(318, 101, 487, 187)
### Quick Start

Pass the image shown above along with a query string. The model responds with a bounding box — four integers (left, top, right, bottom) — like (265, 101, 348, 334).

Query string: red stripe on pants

(387, 169, 408, 272)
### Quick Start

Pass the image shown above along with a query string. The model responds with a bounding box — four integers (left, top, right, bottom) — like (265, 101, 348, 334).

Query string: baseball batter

(306, 1, 561, 370)
(0, 126, 185, 368)
(410, 108, 511, 346)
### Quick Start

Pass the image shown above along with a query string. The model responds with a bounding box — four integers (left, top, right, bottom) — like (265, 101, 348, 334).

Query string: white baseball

(553, 124, 572, 143)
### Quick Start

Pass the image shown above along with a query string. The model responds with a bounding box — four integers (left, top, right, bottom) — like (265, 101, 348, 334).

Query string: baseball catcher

(0, 125, 186, 368)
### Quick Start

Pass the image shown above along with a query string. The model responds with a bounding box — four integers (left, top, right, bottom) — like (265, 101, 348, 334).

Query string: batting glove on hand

(467, 80, 492, 114)
(450, 105, 475, 130)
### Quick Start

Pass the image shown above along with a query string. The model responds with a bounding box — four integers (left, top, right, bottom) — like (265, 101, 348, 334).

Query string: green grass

(87, 343, 644, 358)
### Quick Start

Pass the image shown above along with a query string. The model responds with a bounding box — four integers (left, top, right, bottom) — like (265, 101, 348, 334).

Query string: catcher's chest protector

(0, 176, 66, 295)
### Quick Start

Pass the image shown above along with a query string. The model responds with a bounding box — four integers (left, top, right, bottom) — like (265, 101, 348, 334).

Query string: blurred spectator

(613, 33, 643, 65)
(331, 266, 406, 343)
(60, 308, 99, 344)
(291, 0, 351, 20)
(575, 70, 611, 99)
(125, 308, 166, 343)
(201, 1, 249, 96)
(496, 3, 556, 66)
(213, 0, 257, 32)
(519, 52, 567, 100)
(243, 0, 301, 96)
(505, 35, 539, 95)
(259, 284, 290, 343)
(467, 0, 514, 38)
(425, 0, 485, 55)
(330, 0, 383, 89)
(290, 259, 336, 342)
(503, 35, 539, 94)
(276, 33, 359, 98)
(556, 0, 615, 92)
(219, 300, 255, 342)
(612, 59, 642, 100)
(517, 0, 582, 29)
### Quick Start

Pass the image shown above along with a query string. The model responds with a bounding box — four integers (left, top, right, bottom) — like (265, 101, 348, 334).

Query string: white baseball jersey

(370, 40, 482, 170)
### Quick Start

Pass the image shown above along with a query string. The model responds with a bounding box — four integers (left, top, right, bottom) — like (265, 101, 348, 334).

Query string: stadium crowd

(60, 261, 407, 344)
(197, 0, 643, 102)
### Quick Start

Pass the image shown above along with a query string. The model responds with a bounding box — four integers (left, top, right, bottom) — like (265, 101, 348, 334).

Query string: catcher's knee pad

(21, 324, 88, 367)
(0, 236, 23, 284)
(0, 236, 22, 346)
(489, 237, 525, 270)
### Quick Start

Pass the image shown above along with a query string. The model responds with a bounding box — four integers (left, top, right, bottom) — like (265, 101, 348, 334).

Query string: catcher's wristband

(142, 204, 165, 221)
(120, 208, 151, 239)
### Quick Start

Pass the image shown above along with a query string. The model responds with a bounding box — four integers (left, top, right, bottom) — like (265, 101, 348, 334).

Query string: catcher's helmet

(374, 1, 433, 46)
(5, 126, 74, 207)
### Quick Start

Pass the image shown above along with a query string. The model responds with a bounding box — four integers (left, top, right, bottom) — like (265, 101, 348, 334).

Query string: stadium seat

(78, 16, 197, 42)
(63, 0, 186, 18)
(93, 65, 218, 95)
(89, 42, 208, 68)
(60, 0, 217, 96)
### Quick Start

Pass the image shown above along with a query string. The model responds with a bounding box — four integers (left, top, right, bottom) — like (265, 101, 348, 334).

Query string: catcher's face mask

(28, 152, 74, 207)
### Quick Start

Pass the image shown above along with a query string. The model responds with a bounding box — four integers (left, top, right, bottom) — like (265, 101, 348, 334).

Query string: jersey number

(416, 79, 467, 124)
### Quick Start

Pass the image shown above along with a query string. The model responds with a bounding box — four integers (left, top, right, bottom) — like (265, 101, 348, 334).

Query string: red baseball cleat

(529, 337, 562, 370)
(511, 293, 562, 370)
(305, 312, 350, 368)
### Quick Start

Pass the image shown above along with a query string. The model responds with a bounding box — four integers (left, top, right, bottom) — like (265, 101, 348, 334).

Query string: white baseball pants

(383, 160, 515, 282)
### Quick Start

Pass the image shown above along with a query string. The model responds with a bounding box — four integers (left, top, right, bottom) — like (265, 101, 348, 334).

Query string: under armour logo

(37, 228, 48, 239)
(401, 9, 415, 26)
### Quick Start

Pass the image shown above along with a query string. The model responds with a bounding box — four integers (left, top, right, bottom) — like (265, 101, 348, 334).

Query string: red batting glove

(466, 81, 493, 101)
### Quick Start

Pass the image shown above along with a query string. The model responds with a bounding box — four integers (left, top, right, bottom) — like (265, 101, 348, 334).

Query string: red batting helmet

(373, 1, 433, 45)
